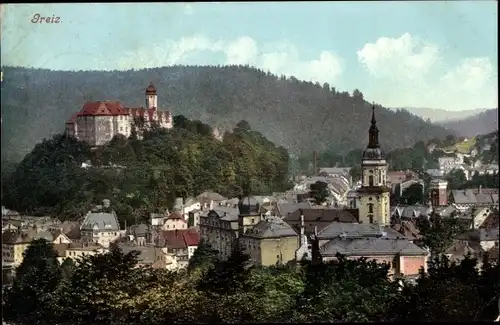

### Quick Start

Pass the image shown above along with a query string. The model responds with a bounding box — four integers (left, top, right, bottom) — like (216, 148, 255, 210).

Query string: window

(369, 176, 374, 186)
(251, 218, 255, 224)
(368, 215, 374, 224)
(368, 203, 374, 214)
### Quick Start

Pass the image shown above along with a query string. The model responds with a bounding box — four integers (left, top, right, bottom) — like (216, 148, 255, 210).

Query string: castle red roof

(183, 231, 200, 247)
(77, 101, 129, 117)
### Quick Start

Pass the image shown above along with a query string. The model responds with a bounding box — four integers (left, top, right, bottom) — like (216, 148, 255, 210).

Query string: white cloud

(115, 35, 343, 85)
(357, 33, 497, 110)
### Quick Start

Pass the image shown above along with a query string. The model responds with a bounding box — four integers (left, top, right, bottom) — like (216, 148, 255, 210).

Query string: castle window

(368, 203, 374, 214)
(369, 176, 374, 186)
(251, 218, 255, 224)
(368, 215, 374, 224)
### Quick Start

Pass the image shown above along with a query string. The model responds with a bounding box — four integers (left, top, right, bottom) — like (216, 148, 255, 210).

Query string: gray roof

(118, 243, 156, 265)
(320, 237, 427, 257)
(393, 204, 432, 219)
(437, 205, 458, 217)
(81, 211, 120, 231)
(131, 224, 148, 237)
(479, 228, 499, 241)
(318, 222, 405, 240)
(452, 190, 477, 204)
(243, 216, 298, 239)
(276, 202, 312, 217)
(196, 191, 227, 202)
(319, 167, 352, 175)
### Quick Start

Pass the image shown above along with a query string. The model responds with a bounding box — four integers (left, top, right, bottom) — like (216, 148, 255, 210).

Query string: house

(54, 242, 106, 264)
(239, 216, 299, 266)
(387, 171, 407, 193)
(154, 229, 201, 268)
(449, 189, 499, 211)
(196, 191, 227, 210)
(199, 206, 240, 260)
(2, 229, 57, 268)
(150, 213, 166, 228)
(162, 211, 188, 230)
(199, 196, 263, 261)
(284, 208, 358, 234)
(80, 209, 122, 248)
(316, 222, 428, 278)
(118, 242, 164, 268)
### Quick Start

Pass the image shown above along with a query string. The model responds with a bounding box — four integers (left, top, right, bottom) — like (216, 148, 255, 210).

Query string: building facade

(356, 106, 391, 225)
(65, 83, 173, 146)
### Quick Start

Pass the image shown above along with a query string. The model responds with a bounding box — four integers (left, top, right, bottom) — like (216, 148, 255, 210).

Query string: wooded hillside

(1, 65, 453, 162)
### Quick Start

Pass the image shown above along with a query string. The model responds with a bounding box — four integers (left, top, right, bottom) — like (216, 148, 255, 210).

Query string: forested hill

(1, 65, 453, 162)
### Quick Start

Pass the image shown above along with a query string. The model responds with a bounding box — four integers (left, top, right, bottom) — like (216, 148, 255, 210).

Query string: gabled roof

(243, 216, 298, 239)
(276, 202, 312, 218)
(285, 208, 358, 233)
(318, 222, 404, 240)
(78, 101, 129, 117)
(157, 229, 200, 249)
(81, 211, 120, 231)
(320, 237, 427, 257)
(196, 191, 227, 202)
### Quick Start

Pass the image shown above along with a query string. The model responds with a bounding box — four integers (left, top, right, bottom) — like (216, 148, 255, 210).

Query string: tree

(309, 181, 329, 205)
(416, 214, 467, 256)
(187, 239, 219, 273)
(3, 239, 62, 324)
(198, 242, 252, 295)
(445, 169, 467, 189)
(400, 182, 424, 205)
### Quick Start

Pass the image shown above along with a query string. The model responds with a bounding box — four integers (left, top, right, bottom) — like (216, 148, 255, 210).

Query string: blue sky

(1, 2, 497, 111)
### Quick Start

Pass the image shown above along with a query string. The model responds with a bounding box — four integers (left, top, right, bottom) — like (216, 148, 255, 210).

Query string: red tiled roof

(157, 229, 200, 249)
(167, 211, 184, 220)
(183, 231, 200, 246)
(66, 113, 79, 124)
(77, 101, 129, 117)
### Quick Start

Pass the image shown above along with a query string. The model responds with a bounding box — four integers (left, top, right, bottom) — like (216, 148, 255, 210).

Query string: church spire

(368, 103, 380, 148)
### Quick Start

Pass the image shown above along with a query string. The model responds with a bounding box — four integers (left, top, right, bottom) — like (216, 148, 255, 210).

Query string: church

(65, 83, 173, 146)
(356, 105, 391, 225)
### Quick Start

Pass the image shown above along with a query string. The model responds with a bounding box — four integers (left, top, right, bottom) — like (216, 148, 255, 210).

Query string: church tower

(145, 82, 158, 110)
(356, 105, 391, 225)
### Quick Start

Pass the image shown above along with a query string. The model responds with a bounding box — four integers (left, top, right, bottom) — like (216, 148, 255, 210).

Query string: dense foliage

(1, 117, 291, 224)
(2, 66, 453, 163)
(3, 239, 499, 324)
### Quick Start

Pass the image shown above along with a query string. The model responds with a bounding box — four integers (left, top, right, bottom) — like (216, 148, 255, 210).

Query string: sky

(1, 2, 498, 111)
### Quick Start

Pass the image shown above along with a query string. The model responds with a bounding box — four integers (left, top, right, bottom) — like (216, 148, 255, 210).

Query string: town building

(65, 83, 173, 146)
(356, 106, 391, 225)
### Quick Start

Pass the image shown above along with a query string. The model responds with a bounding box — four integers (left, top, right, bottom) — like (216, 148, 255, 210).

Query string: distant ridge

(438, 108, 498, 138)
(388, 107, 491, 123)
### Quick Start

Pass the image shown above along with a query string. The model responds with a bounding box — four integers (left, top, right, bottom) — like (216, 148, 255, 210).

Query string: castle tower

(356, 105, 391, 225)
(429, 178, 448, 206)
(145, 82, 158, 110)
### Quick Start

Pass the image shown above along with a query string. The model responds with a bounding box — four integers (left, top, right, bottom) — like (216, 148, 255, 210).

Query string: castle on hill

(65, 83, 173, 146)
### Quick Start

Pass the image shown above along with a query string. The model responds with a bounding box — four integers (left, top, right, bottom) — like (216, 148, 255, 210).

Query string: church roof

(362, 104, 385, 160)
(145, 82, 157, 95)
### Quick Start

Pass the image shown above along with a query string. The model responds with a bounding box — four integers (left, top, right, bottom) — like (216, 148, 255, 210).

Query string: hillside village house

(316, 222, 428, 278)
(162, 211, 188, 230)
(53, 242, 106, 264)
(239, 216, 299, 266)
(65, 83, 173, 145)
(80, 208, 123, 248)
